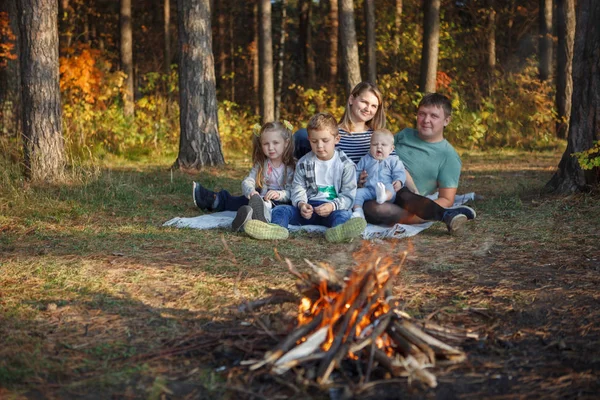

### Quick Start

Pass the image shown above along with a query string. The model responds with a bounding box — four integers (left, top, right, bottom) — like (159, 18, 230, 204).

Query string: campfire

(246, 245, 477, 389)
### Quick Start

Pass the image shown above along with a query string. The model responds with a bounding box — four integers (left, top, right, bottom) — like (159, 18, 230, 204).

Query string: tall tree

(327, 0, 338, 90)
(275, 0, 287, 121)
(299, 0, 315, 88)
(175, 0, 224, 168)
(419, 0, 440, 93)
(555, 0, 575, 139)
(394, 0, 403, 56)
(0, 0, 20, 138)
(538, 0, 553, 81)
(258, 0, 274, 123)
(547, 0, 600, 192)
(252, 1, 259, 114)
(17, 0, 65, 181)
(364, 0, 376, 84)
(164, 0, 171, 75)
(120, 0, 134, 117)
(339, 0, 361, 94)
(486, 2, 496, 72)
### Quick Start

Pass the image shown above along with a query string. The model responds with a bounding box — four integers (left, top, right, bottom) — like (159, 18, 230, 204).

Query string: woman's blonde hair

(251, 121, 295, 190)
(338, 82, 386, 133)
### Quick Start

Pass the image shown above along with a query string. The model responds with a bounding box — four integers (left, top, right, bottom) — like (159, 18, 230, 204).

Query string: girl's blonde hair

(251, 121, 295, 190)
(338, 82, 386, 133)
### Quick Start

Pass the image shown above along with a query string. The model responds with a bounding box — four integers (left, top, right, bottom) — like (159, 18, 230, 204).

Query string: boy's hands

(392, 180, 403, 191)
(358, 170, 368, 188)
(314, 202, 334, 217)
(264, 190, 280, 201)
(299, 202, 313, 219)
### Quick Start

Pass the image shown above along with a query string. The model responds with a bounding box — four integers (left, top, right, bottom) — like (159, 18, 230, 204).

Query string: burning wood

(249, 246, 476, 388)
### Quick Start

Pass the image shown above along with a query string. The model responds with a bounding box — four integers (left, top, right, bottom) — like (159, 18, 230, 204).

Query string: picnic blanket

(164, 193, 476, 240)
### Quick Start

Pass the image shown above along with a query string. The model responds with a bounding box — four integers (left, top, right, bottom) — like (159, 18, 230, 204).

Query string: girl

(192, 121, 296, 232)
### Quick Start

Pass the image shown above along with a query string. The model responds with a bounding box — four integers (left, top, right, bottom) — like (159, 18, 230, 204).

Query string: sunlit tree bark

(164, 0, 171, 75)
(339, 0, 361, 95)
(394, 0, 403, 55)
(419, 0, 440, 93)
(17, 0, 65, 181)
(175, 0, 224, 169)
(547, 0, 600, 192)
(327, 0, 338, 90)
(120, 0, 134, 117)
(258, 0, 274, 123)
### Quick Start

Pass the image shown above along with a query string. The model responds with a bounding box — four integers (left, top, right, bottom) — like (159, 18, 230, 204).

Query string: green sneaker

(244, 220, 289, 240)
(325, 218, 367, 243)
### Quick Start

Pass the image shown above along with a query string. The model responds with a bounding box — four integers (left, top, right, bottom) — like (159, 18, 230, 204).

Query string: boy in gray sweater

(245, 112, 366, 242)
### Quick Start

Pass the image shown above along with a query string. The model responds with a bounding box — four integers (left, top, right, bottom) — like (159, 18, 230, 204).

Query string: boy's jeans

(272, 200, 351, 228)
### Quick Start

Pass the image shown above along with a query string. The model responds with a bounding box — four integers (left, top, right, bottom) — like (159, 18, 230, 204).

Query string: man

(363, 93, 476, 233)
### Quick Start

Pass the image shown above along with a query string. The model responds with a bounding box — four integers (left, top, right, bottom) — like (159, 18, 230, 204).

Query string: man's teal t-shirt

(393, 128, 461, 196)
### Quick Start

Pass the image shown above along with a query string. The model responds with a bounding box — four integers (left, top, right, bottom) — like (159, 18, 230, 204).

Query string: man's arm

(435, 187, 457, 208)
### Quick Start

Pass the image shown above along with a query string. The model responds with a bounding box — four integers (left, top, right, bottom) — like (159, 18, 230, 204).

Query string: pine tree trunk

(364, 0, 376, 84)
(120, 0, 134, 117)
(17, 0, 65, 182)
(339, 0, 361, 95)
(0, 0, 21, 138)
(419, 0, 440, 93)
(258, 0, 274, 123)
(327, 0, 338, 90)
(555, 0, 575, 139)
(538, 0, 553, 81)
(253, 1, 259, 115)
(547, 0, 600, 192)
(275, 0, 287, 121)
(299, 0, 315, 88)
(486, 6, 496, 71)
(175, 0, 224, 169)
(394, 0, 403, 56)
(164, 0, 171, 75)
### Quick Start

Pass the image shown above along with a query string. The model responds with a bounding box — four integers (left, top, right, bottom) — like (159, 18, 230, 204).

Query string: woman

(294, 81, 386, 163)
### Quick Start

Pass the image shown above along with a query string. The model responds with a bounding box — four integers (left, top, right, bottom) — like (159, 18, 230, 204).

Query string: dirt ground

(1, 151, 599, 399)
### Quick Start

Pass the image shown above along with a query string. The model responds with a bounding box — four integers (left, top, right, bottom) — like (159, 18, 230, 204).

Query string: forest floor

(1, 149, 599, 399)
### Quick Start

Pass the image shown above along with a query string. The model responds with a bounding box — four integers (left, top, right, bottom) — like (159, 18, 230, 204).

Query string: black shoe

(193, 182, 216, 210)
(249, 194, 268, 223)
(232, 205, 253, 232)
(442, 206, 476, 234)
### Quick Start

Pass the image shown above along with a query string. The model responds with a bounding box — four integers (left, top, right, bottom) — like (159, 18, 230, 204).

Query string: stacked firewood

(247, 251, 477, 388)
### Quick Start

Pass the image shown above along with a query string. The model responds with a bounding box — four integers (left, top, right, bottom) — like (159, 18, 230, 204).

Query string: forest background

(1, 0, 595, 179)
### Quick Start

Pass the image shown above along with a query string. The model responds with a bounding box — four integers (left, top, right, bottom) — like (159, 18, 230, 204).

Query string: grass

(1, 148, 600, 398)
